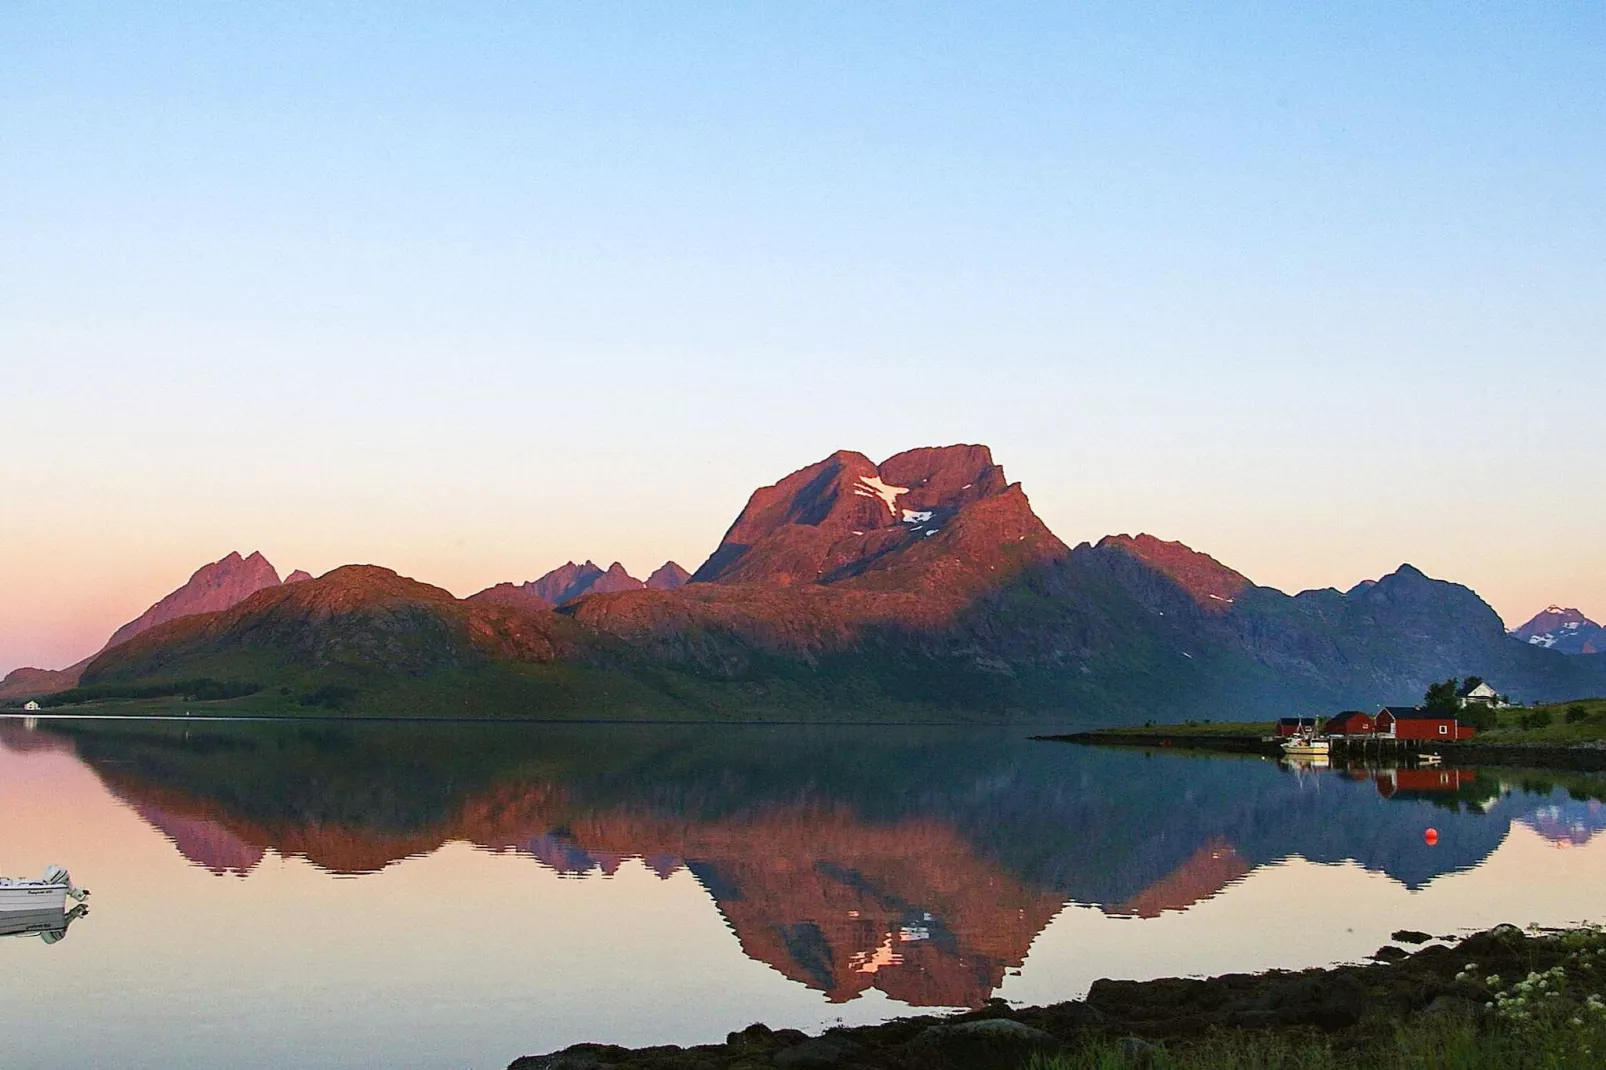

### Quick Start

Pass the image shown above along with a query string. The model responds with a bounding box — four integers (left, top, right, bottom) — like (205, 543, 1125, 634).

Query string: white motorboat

(1280, 732, 1331, 758)
(0, 866, 90, 914)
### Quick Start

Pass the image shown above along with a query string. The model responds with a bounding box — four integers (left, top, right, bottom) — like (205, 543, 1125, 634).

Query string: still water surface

(2, 718, 1605, 1069)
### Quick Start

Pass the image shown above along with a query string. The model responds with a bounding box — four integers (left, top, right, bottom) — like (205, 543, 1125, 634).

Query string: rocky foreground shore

(509, 925, 1606, 1069)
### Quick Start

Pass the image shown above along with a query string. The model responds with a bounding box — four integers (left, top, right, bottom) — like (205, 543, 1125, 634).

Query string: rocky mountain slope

(471, 560, 608, 608)
(645, 562, 690, 591)
(0, 551, 300, 701)
(1512, 606, 1604, 655)
(690, 444, 1031, 588)
(87, 565, 570, 684)
(1076, 538, 1606, 715)
(105, 551, 284, 648)
(0, 664, 88, 701)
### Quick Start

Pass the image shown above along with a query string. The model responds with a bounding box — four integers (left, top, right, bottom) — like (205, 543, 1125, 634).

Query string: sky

(2, 3, 1603, 674)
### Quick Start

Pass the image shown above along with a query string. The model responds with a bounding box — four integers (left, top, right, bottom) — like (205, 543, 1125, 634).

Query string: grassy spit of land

(509, 924, 1606, 1069)
(1038, 699, 1606, 771)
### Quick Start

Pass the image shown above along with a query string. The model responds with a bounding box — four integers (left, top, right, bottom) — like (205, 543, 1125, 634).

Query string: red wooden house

(1322, 710, 1377, 737)
(1377, 706, 1475, 741)
(1275, 716, 1318, 737)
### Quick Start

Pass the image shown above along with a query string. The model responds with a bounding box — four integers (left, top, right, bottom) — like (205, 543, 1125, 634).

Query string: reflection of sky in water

(1518, 800, 1606, 846)
(2, 721, 1605, 1070)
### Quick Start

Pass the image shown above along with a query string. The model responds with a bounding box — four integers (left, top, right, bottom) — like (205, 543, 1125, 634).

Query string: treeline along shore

(508, 924, 1606, 1069)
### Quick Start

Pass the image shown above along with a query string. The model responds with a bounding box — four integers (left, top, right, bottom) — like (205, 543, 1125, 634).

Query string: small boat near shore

(0, 866, 90, 914)
(1280, 731, 1331, 758)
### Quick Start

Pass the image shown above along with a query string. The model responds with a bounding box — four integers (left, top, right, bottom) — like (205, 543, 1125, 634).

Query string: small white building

(22, 700, 41, 711)
(1460, 681, 1504, 708)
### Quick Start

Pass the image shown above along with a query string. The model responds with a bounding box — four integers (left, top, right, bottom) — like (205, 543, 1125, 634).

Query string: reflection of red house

(1377, 706, 1475, 741)
(1322, 710, 1377, 737)
(1374, 767, 1479, 798)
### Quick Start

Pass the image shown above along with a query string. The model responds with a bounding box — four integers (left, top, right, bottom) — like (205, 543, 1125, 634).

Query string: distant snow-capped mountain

(1511, 606, 1605, 655)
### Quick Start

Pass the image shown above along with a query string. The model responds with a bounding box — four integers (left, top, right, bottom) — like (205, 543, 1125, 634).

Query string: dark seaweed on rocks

(508, 925, 1606, 1070)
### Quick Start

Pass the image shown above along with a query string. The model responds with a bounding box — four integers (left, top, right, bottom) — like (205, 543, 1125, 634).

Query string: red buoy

(1424, 828, 1439, 846)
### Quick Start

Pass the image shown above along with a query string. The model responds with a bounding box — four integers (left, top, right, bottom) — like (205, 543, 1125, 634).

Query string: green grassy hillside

(1464, 697, 1606, 745)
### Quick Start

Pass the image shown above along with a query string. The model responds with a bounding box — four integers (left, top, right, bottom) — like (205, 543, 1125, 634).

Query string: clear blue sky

(3, 3, 1603, 672)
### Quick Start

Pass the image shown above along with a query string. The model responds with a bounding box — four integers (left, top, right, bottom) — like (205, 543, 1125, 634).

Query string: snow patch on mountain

(854, 474, 908, 515)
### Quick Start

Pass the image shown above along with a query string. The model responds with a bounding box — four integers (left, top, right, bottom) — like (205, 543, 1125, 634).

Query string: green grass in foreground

(1027, 1012, 1606, 1069)
(1030, 927, 1606, 1068)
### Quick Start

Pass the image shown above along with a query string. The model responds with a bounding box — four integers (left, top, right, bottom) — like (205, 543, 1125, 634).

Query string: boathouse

(1322, 710, 1377, 737)
(1275, 716, 1318, 737)
(1377, 706, 1475, 741)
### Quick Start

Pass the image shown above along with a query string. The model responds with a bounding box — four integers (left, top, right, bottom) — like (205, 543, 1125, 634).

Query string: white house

(22, 700, 41, 711)
(1459, 681, 1504, 708)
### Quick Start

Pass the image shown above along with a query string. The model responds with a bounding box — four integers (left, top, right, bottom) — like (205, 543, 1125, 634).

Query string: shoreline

(508, 924, 1606, 1069)
(1036, 729, 1606, 773)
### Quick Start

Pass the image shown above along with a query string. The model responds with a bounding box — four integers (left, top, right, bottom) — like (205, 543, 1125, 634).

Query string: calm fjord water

(3, 719, 1605, 1069)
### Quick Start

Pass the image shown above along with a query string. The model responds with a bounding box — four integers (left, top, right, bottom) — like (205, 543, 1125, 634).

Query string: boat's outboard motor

(41, 865, 89, 900)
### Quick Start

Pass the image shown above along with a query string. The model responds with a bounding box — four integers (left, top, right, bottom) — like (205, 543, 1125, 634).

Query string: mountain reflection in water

(10, 720, 1605, 1015)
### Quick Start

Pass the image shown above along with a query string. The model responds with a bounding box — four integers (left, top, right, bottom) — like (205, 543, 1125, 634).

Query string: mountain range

(6, 443, 1604, 720)
(467, 558, 688, 610)
(1511, 606, 1605, 655)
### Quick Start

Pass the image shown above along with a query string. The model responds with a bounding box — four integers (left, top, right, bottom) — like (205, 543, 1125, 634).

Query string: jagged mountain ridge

(18, 443, 1606, 718)
(1077, 539, 1606, 713)
(691, 445, 1027, 588)
(0, 551, 305, 701)
(469, 559, 688, 610)
(105, 551, 284, 649)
